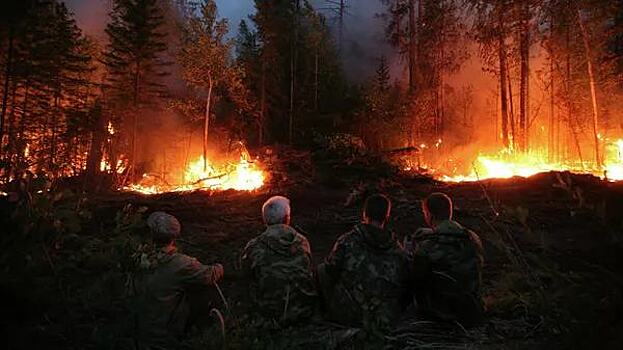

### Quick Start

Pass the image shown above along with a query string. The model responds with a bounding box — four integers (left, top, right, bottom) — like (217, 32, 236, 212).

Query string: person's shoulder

(339, 226, 366, 247)
(169, 251, 202, 269)
(466, 229, 484, 251)
(242, 236, 262, 259)
(414, 227, 435, 240)
(413, 228, 437, 250)
(390, 244, 411, 265)
(293, 230, 312, 253)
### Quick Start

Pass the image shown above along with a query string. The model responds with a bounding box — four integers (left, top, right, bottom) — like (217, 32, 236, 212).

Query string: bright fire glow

(439, 139, 623, 182)
(107, 122, 115, 135)
(123, 154, 266, 195)
(100, 157, 126, 174)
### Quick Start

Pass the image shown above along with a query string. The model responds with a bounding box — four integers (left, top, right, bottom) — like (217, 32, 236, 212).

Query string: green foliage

(178, 0, 231, 89)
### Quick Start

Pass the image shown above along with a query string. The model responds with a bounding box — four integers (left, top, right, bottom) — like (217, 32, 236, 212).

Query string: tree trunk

(203, 74, 213, 172)
(498, 23, 509, 148)
(259, 59, 266, 146)
(50, 89, 60, 171)
(438, 0, 445, 140)
(408, 0, 417, 92)
(86, 105, 104, 181)
(314, 49, 319, 111)
(338, 0, 345, 57)
(576, 6, 601, 166)
(519, 1, 530, 152)
(7, 79, 18, 155)
(17, 82, 29, 162)
(288, 0, 300, 145)
(508, 70, 516, 149)
(131, 62, 141, 181)
(1, 26, 14, 152)
(549, 27, 556, 162)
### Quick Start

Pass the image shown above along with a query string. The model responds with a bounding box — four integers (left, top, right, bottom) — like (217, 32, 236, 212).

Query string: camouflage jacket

(241, 224, 318, 325)
(320, 223, 411, 331)
(408, 220, 484, 324)
(132, 245, 221, 341)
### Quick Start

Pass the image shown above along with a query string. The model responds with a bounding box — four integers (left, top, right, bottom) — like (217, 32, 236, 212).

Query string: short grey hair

(262, 196, 291, 225)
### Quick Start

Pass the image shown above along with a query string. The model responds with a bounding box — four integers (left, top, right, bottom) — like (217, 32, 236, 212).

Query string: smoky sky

(65, 0, 392, 81)
(65, 0, 255, 38)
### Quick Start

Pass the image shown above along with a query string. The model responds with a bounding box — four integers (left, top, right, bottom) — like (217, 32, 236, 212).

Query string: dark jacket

(409, 220, 485, 326)
(319, 223, 411, 331)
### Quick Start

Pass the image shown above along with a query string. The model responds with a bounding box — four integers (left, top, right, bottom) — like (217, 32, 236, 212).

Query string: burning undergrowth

(402, 136, 623, 183)
(123, 150, 267, 195)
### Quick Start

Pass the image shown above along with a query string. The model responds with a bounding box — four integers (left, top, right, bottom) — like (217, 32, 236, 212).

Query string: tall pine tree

(103, 0, 170, 180)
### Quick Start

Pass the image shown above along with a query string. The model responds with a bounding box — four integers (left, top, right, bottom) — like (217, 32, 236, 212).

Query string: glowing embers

(124, 154, 266, 195)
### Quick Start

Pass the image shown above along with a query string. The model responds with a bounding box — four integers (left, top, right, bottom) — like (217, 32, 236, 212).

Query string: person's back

(406, 193, 484, 326)
(135, 245, 221, 335)
(319, 194, 410, 331)
(132, 212, 223, 346)
(241, 196, 317, 325)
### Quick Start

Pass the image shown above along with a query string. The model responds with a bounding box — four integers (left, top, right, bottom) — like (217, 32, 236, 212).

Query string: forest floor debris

(2, 158, 623, 349)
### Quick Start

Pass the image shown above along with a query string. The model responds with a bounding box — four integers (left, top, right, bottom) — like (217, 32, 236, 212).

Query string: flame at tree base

(123, 154, 266, 195)
(438, 139, 623, 183)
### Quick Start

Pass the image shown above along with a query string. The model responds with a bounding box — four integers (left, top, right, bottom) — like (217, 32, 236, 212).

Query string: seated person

(241, 196, 317, 325)
(404, 192, 485, 326)
(318, 194, 411, 331)
(133, 211, 224, 346)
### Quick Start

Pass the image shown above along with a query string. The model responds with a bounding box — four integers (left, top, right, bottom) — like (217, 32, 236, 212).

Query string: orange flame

(123, 153, 266, 195)
(439, 139, 623, 182)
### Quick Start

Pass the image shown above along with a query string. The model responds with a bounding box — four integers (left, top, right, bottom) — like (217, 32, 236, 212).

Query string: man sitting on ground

(241, 196, 318, 325)
(404, 192, 485, 326)
(318, 194, 411, 332)
(132, 211, 225, 346)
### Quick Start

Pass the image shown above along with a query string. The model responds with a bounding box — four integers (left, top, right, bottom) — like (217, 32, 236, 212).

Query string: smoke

(64, 0, 110, 40)
(313, 0, 396, 82)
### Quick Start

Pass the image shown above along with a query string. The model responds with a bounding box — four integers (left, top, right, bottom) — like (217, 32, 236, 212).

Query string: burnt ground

(3, 151, 623, 349)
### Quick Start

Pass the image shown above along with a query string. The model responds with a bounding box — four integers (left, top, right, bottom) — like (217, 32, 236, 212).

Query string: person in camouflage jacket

(241, 196, 318, 326)
(132, 211, 225, 347)
(318, 194, 411, 332)
(404, 192, 485, 326)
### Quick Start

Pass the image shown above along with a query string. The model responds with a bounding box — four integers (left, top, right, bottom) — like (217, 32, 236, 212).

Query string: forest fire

(435, 139, 623, 182)
(4, 1, 623, 349)
(123, 153, 266, 195)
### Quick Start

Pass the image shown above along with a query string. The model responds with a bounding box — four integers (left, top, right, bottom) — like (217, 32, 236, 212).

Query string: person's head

(363, 194, 391, 228)
(147, 211, 181, 246)
(422, 192, 453, 227)
(262, 196, 291, 226)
